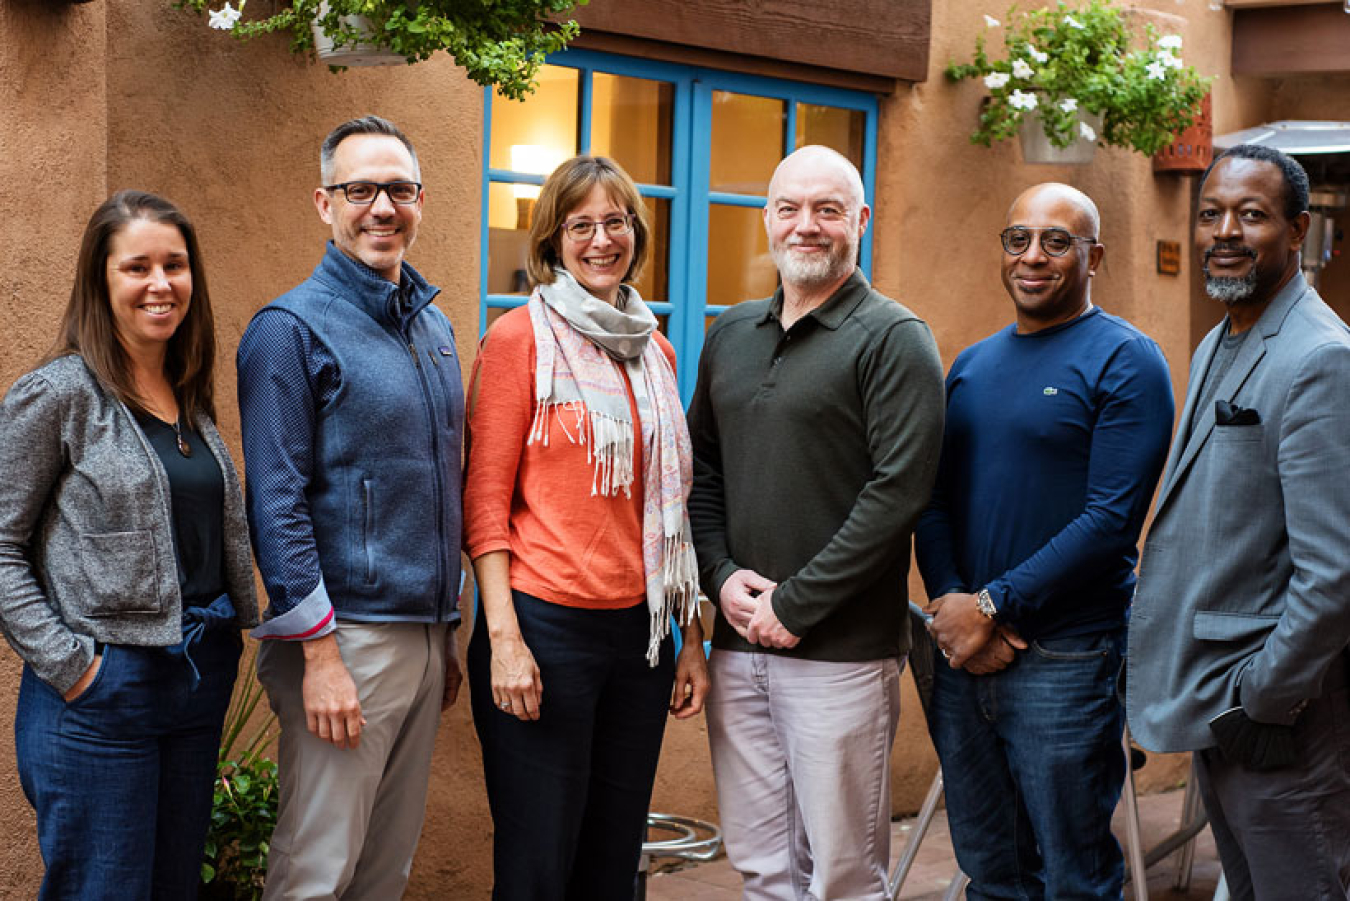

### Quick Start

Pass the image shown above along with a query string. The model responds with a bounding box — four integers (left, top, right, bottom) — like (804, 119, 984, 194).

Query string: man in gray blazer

(1128, 144, 1350, 900)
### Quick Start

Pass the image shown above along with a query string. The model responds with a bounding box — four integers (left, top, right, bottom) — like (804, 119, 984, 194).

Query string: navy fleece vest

(268, 246, 463, 621)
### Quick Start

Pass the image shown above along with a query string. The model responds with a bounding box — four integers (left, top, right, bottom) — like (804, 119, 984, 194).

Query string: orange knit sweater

(463, 306, 678, 609)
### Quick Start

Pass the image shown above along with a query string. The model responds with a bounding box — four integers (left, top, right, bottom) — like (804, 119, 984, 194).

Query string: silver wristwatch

(976, 588, 998, 620)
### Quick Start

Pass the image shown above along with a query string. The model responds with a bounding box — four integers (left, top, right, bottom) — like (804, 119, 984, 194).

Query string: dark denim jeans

(929, 629, 1126, 901)
(15, 629, 241, 901)
(469, 590, 675, 901)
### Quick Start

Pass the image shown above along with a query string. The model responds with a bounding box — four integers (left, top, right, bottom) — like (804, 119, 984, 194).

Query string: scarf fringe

(645, 531, 701, 667)
(529, 399, 634, 499)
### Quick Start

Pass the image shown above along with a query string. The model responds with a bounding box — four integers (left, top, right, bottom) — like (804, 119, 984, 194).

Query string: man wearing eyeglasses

(236, 115, 464, 900)
(915, 183, 1173, 899)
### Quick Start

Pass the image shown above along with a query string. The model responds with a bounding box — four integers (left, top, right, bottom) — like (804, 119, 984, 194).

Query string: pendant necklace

(170, 415, 192, 458)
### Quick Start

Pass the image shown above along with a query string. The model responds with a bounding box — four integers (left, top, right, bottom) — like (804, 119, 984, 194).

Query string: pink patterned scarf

(529, 269, 699, 665)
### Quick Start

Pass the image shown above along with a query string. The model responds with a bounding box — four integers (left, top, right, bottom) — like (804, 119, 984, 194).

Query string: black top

(135, 411, 227, 608)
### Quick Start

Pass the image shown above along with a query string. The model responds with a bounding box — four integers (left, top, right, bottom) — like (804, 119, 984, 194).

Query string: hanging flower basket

(173, 0, 585, 98)
(310, 5, 403, 67)
(947, 1, 1212, 159)
(1020, 110, 1103, 165)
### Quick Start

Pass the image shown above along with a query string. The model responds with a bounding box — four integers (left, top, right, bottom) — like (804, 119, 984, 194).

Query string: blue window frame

(481, 49, 879, 402)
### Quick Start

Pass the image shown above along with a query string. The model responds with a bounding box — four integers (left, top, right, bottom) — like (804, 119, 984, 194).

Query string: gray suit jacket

(1127, 275, 1350, 752)
(0, 355, 258, 695)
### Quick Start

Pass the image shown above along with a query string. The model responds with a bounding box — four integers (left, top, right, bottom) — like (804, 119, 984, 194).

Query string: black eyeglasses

(324, 181, 422, 205)
(561, 214, 635, 243)
(1000, 227, 1097, 257)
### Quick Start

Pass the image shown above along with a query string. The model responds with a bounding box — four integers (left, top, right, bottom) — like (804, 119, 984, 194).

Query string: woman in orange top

(464, 155, 708, 900)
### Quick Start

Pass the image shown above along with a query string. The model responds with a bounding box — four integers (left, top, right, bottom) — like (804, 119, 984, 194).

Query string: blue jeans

(469, 590, 675, 901)
(929, 629, 1125, 900)
(15, 629, 241, 901)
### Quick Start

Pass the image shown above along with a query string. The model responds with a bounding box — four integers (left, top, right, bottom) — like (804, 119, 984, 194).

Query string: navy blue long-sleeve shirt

(915, 308, 1174, 640)
(235, 309, 342, 639)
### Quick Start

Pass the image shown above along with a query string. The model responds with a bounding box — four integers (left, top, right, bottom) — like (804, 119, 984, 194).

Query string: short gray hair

(319, 115, 420, 184)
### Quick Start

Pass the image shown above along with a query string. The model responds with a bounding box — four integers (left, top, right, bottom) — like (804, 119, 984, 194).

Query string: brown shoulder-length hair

(48, 190, 216, 422)
(526, 155, 651, 290)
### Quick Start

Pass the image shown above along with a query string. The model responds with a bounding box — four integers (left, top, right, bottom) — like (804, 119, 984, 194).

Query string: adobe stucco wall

(1, 0, 1333, 897)
(0, 2, 108, 896)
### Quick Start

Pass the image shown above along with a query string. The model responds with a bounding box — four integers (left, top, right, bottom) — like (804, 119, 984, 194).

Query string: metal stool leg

(942, 872, 970, 901)
(1120, 725, 1150, 901)
(1174, 757, 1204, 892)
(889, 768, 946, 896)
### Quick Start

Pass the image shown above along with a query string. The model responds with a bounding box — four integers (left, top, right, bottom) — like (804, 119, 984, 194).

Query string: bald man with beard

(687, 146, 945, 900)
(915, 183, 1174, 899)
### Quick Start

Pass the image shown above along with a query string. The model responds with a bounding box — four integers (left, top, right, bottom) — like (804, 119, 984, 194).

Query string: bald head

(1000, 182, 1104, 334)
(763, 145, 871, 298)
(769, 146, 865, 212)
(1007, 183, 1100, 239)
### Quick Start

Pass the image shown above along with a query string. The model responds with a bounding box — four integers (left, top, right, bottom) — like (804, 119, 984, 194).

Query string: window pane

(632, 196, 670, 304)
(795, 103, 865, 171)
(706, 203, 776, 307)
(487, 182, 533, 297)
(489, 65, 579, 178)
(710, 92, 785, 195)
(591, 74, 673, 186)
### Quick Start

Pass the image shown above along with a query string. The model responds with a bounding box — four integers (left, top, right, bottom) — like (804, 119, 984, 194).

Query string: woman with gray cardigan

(0, 190, 258, 900)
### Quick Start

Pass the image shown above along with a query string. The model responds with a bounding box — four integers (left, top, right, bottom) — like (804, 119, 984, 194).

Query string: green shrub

(201, 645, 278, 901)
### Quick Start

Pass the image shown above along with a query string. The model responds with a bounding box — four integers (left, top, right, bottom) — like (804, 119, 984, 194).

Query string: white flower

(984, 72, 1012, 90)
(1064, 14, 1085, 29)
(1159, 49, 1184, 69)
(1146, 60, 1168, 80)
(1012, 59, 1036, 80)
(1059, 98, 1078, 113)
(1079, 120, 1097, 142)
(1009, 89, 1039, 112)
(1158, 35, 1183, 51)
(208, 2, 242, 29)
(984, 14, 1001, 28)
(1027, 46, 1049, 64)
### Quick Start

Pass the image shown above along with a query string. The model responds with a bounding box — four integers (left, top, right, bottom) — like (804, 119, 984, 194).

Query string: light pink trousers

(707, 649, 902, 901)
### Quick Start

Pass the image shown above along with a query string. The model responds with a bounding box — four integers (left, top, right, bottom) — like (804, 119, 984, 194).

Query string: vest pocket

(361, 478, 375, 585)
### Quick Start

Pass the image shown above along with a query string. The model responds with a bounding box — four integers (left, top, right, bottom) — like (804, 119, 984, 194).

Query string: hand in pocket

(63, 653, 103, 703)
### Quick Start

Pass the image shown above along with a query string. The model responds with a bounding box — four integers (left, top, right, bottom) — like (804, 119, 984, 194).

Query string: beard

(772, 233, 858, 288)
(1204, 271, 1258, 304)
(1202, 245, 1258, 304)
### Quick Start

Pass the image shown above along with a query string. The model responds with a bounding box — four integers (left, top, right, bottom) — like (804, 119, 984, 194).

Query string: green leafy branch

(174, 0, 587, 99)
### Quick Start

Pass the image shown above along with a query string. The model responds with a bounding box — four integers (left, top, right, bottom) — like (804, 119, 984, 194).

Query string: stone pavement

(645, 786, 1220, 900)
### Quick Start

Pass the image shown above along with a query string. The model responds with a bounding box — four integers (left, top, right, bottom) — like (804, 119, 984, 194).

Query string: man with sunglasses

(237, 115, 465, 899)
(916, 183, 1173, 899)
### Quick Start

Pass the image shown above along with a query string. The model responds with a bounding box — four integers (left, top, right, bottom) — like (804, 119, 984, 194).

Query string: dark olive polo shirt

(687, 269, 945, 661)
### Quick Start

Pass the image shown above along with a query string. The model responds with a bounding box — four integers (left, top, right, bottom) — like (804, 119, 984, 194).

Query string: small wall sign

(1157, 240, 1182, 276)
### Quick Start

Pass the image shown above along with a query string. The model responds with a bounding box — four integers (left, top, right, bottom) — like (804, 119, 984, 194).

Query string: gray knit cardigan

(0, 355, 258, 694)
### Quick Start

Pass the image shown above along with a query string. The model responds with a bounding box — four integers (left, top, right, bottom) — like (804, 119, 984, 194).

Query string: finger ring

(500, 700, 511, 710)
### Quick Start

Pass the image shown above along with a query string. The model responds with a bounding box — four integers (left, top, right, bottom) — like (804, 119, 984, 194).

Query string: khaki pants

(707, 649, 901, 901)
(257, 621, 448, 901)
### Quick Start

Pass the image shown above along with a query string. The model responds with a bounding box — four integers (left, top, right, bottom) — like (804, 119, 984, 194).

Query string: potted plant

(174, 0, 586, 97)
(946, 1, 1212, 163)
